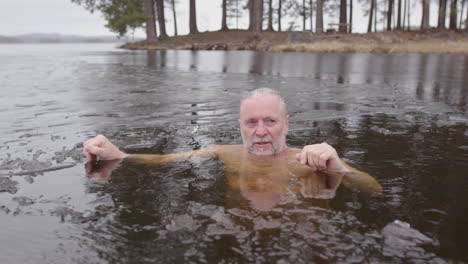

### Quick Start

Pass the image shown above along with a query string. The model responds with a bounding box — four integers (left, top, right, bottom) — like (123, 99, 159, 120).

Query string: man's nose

(255, 122, 268, 137)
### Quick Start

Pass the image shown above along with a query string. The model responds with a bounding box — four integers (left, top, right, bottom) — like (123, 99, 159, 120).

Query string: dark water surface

(1, 44, 468, 263)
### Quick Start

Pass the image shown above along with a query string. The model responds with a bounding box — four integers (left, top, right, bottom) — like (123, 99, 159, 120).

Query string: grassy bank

(122, 30, 468, 54)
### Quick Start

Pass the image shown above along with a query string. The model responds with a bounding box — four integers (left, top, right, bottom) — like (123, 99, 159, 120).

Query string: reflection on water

(0, 44, 467, 263)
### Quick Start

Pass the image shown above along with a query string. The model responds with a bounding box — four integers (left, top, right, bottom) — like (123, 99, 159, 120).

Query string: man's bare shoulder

(213, 145, 244, 167)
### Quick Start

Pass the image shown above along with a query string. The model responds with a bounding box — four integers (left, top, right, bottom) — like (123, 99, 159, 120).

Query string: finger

(84, 151, 92, 162)
(308, 150, 319, 167)
(85, 161, 93, 174)
(86, 145, 105, 158)
(83, 136, 98, 147)
(300, 149, 308, 165)
(82, 148, 93, 162)
(314, 150, 323, 170)
(318, 151, 330, 170)
(306, 152, 318, 171)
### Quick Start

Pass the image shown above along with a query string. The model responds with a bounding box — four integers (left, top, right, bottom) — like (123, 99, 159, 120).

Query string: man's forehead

(240, 94, 283, 116)
(241, 94, 281, 106)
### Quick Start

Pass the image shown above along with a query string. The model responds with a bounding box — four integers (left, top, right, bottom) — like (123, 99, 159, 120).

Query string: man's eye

(247, 120, 257, 127)
(265, 119, 276, 126)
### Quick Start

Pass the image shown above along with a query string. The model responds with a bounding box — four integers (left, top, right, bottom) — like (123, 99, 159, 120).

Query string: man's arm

(325, 163, 383, 194)
(296, 142, 383, 193)
(83, 135, 219, 165)
(126, 147, 218, 165)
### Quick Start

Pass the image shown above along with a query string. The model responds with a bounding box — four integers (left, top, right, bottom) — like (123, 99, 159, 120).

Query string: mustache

(252, 138, 271, 143)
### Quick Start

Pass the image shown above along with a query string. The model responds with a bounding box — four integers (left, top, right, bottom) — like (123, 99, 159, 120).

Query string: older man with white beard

(83, 88, 381, 209)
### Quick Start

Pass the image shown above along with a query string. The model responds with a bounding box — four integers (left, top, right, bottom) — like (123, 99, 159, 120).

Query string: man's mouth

(254, 142, 271, 146)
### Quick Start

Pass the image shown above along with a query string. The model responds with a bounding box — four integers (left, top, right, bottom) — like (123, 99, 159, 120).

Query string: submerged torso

(215, 145, 343, 211)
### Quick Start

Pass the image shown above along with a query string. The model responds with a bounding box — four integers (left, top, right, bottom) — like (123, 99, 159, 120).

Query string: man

(83, 88, 381, 209)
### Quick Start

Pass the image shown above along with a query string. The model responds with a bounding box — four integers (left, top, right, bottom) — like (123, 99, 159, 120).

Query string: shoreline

(121, 30, 468, 55)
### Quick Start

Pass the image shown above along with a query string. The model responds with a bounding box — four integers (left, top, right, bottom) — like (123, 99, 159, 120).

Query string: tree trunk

(171, 0, 178, 36)
(459, 0, 465, 28)
(375, 0, 378, 31)
(249, 0, 253, 30)
(316, 0, 324, 33)
(278, 0, 282, 31)
(387, 0, 394, 30)
(189, 0, 198, 34)
(222, 0, 228, 30)
(251, 0, 263, 35)
(339, 0, 347, 32)
(144, 0, 157, 41)
(155, 0, 168, 39)
(438, 0, 447, 29)
(397, 0, 402, 29)
(349, 0, 353, 32)
(421, 0, 430, 30)
(449, 0, 458, 29)
(403, 0, 407, 28)
(267, 0, 274, 31)
(303, 0, 307, 31)
(368, 0, 375, 32)
(465, 0, 468, 32)
(407, 0, 411, 30)
(310, 0, 314, 32)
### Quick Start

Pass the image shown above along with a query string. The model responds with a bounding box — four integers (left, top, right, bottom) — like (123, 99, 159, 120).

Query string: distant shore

(122, 29, 468, 54)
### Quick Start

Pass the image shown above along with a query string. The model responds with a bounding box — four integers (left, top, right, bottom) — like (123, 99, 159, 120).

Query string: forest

(72, 0, 468, 54)
(72, 0, 467, 38)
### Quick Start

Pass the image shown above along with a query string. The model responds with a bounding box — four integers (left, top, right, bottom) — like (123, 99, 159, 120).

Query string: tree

(396, 0, 402, 29)
(144, 0, 157, 41)
(387, 0, 394, 30)
(367, 0, 376, 32)
(311, 0, 315, 32)
(421, 0, 430, 30)
(449, 0, 458, 29)
(72, 0, 147, 37)
(249, 0, 263, 35)
(267, 0, 274, 31)
(459, 0, 465, 28)
(222, 0, 229, 30)
(339, 0, 348, 32)
(278, 0, 283, 31)
(403, 0, 407, 28)
(349, 0, 353, 32)
(407, 0, 411, 30)
(155, 0, 168, 38)
(465, 1, 468, 32)
(316, 0, 324, 32)
(303, 0, 307, 31)
(248, 0, 254, 30)
(168, 0, 178, 36)
(438, 0, 448, 29)
(190, 0, 199, 34)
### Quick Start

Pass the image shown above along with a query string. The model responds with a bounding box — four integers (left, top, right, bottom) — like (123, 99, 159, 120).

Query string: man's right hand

(82, 135, 128, 162)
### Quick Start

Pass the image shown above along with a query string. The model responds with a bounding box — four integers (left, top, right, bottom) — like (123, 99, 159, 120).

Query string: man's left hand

(296, 142, 348, 172)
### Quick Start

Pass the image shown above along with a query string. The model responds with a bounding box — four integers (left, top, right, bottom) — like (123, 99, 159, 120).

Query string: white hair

(241, 88, 288, 116)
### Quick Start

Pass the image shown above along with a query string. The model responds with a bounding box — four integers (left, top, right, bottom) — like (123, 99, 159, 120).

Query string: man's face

(239, 94, 288, 156)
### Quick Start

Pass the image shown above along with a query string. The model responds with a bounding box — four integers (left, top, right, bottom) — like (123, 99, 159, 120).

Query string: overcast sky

(0, 0, 430, 37)
(0, 0, 230, 37)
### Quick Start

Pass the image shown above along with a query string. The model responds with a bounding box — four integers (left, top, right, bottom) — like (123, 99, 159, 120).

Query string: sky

(0, 0, 434, 38)
(0, 0, 224, 37)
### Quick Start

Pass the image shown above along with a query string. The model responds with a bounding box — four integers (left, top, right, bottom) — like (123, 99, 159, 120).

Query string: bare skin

(83, 92, 382, 210)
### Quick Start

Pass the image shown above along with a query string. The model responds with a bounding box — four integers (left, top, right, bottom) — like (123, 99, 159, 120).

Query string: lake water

(1, 43, 467, 263)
